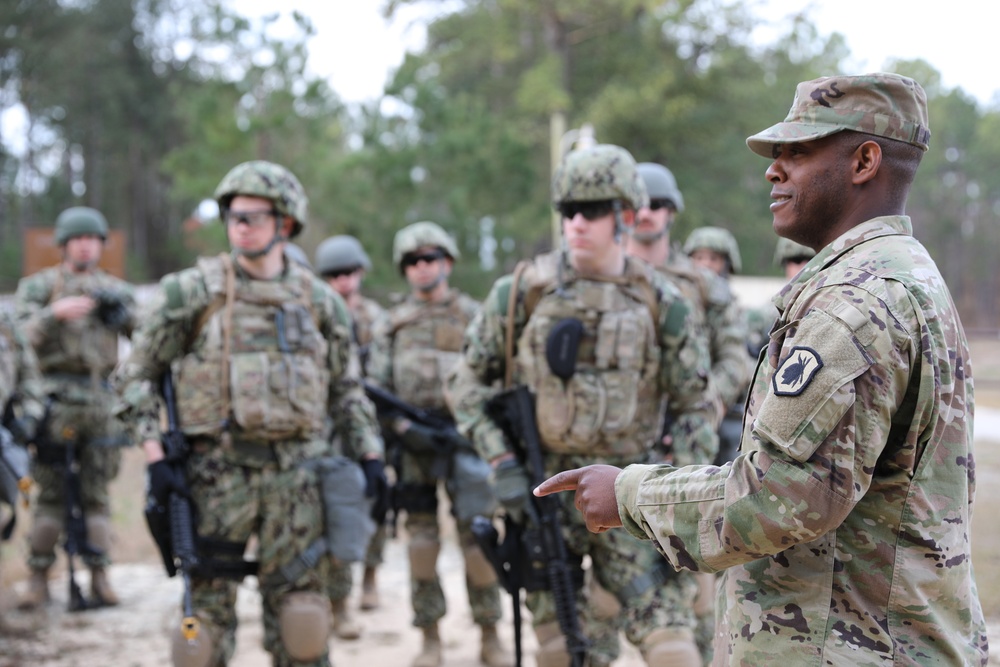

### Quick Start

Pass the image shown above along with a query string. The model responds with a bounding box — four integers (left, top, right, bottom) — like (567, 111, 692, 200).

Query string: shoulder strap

(504, 260, 531, 389)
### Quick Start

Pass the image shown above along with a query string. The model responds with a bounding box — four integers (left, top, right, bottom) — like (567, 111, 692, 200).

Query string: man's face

(402, 245, 451, 292)
(765, 135, 854, 248)
(224, 195, 280, 254)
(324, 268, 363, 299)
(63, 234, 104, 271)
(560, 200, 625, 270)
(689, 248, 729, 277)
(632, 200, 675, 244)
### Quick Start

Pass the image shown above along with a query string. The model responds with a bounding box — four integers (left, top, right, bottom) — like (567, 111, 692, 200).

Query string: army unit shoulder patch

(772, 346, 823, 396)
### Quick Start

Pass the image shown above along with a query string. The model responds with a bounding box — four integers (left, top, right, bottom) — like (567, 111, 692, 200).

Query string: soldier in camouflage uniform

(447, 144, 716, 667)
(366, 221, 507, 667)
(625, 164, 749, 664)
(1, 310, 45, 620)
(115, 160, 386, 667)
(315, 234, 390, 638)
(14, 206, 136, 610)
(536, 73, 989, 666)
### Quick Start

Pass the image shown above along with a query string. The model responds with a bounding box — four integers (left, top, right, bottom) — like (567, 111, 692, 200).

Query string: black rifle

(144, 371, 200, 641)
(62, 439, 104, 611)
(478, 385, 588, 667)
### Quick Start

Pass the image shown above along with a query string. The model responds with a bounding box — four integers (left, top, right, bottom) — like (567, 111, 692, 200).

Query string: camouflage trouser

(400, 449, 501, 629)
(326, 523, 387, 602)
(186, 449, 329, 667)
(28, 391, 124, 570)
(530, 456, 698, 666)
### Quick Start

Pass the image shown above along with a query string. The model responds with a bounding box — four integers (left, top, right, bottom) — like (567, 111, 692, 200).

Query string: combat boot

(412, 623, 442, 667)
(90, 567, 120, 607)
(360, 565, 379, 610)
(331, 598, 362, 640)
(479, 624, 512, 667)
(17, 569, 50, 610)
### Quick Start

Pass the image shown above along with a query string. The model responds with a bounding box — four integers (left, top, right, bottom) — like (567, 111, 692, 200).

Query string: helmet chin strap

(416, 269, 447, 294)
(233, 220, 286, 259)
(612, 200, 625, 243)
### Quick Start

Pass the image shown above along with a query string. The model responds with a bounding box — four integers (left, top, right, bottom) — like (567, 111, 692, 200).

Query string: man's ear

(280, 215, 296, 238)
(621, 209, 636, 227)
(852, 140, 882, 185)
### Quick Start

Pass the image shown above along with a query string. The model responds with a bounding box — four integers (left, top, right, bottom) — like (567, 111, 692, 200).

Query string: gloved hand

(6, 416, 39, 445)
(493, 458, 531, 524)
(147, 460, 189, 506)
(361, 458, 388, 499)
(399, 422, 441, 455)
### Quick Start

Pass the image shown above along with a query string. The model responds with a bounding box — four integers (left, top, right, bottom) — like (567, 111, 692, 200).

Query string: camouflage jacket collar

(772, 215, 913, 317)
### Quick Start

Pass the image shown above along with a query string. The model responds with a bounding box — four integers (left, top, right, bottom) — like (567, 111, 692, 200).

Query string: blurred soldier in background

(14, 206, 136, 610)
(367, 221, 507, 667)
(447, 144, 716, 667)
(625, 165, 749, 664)
(115, 160, 385, 667)
(745, 237, 817, 356)
(315, 234, 390, 639)
(0, 311, 45, 624)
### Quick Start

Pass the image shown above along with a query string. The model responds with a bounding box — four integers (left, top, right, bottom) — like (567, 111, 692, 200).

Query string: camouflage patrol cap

(637, 162, 684, 213)
(773, 237, 816, 266)
(683, 226, 742, 274)
(54, 206, 109, 245)
(392, 221, 460, 267)
(214, 160, 309, 237)
(552, 144, 649, 210)
(746, 73, 930, 157)
(315, 235, 372, 275)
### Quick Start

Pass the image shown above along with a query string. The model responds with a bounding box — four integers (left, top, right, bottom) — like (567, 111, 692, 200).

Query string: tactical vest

(388, 290, 471, 410)
(0, 318, 19, 408)
(174, 255, 330, 441)
(513, 253, 665, 458)
(40, 268, 120, 378)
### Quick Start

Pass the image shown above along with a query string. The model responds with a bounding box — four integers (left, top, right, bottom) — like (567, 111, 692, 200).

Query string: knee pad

(279, 591, 331, 662)
(462, 544, 497, 588)
(587, 576, 621, 621)
(692, 572, 716, 618)
(534, 621, 570, 667)
(86, 515, 114, 552)
(408, 533, 441, 581)
(171, 618, 217, 667)
(29, 514, 62, 554)
(641, 627, 700, 667)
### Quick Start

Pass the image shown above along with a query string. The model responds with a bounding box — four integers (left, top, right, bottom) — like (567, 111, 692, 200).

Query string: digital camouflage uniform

(0, 311, 45, 567)
(14, 263, 135, 576)
(116, 161, 384, 667)
(616, 73, 988, 665)
(366, 287, 503, 630)
(448, 248, 716, 666)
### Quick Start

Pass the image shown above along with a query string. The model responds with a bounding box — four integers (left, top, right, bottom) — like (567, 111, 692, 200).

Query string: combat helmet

(636, 162, 684, 213)
(213, 160, 308, 238)
(315, 235, 372, 275)
(552, 144, 648, 210)
(54, 207, 109, 245)
(773, 237, 816, 266)
(683, 226, 743, 274)
(392, 221, 460, 268)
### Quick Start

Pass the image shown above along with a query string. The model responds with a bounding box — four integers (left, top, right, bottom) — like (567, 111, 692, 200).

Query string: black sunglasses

(557, 200, 616, 221)
(401, 248, 446, 268)
(648, 199, 675, 212)
(323, 266, 361, 279)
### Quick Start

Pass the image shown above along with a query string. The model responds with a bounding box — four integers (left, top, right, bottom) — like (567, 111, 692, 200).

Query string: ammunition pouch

(619, 558, 676, 600)
(395, 482, 438, 514)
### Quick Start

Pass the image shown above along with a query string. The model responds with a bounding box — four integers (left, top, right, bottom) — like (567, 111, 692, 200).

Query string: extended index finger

(533, 468, 584, 497)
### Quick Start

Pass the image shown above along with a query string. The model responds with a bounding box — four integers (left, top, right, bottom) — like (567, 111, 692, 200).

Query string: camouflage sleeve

(6, 315, 45, 423)
(617, 284, 907, 573)
(653, 277, 718, 466)
(113, 269, 207, 443)
(320, 286, 384, 460)
(13, 271, 55, 350)
(445, 277, 513, 462)
(364, 311, 394, 390)
(704, 277, 751, 408)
